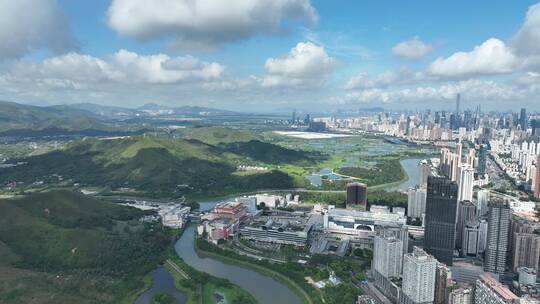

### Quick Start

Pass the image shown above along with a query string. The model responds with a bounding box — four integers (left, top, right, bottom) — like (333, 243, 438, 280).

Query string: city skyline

(4, 2, 540, 304)
(0, 1, 540, 112)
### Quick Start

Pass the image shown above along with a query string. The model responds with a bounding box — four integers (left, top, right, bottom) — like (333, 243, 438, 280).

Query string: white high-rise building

(373, 235, 403, 278)
(458, 165, 474, 202)
(477, 190, 490, 217)
(401, 247, 437, 304)
(407, 187, 427, 219)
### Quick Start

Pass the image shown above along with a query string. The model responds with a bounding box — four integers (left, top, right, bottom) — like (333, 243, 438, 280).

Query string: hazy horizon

(1, 1, 540, 112)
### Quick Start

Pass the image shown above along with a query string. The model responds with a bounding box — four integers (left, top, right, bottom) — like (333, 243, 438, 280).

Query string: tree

(151, 292, 175, 304)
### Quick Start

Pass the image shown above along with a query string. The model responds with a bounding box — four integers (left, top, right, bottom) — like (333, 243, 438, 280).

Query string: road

(358, 282, 393, 304)
(231, 237, 287, 264)
(165, 259, 190, 280)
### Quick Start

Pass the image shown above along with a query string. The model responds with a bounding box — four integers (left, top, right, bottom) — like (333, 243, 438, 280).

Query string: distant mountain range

(136, 103, 238, 116)
(0, 101, 241, 133)
(66, 102, 238, 117)
(0, 101, 107, 132)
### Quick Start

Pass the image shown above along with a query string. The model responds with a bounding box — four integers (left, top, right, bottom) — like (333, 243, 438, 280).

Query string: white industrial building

(159, 205, 191, 228)
(323, 207, 407, 236)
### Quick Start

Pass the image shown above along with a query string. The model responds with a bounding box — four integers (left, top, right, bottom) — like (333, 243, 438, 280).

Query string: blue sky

(1, 0, 540, 112)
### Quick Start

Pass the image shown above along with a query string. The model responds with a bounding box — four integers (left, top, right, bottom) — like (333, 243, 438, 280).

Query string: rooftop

(479, 273, 519, 302)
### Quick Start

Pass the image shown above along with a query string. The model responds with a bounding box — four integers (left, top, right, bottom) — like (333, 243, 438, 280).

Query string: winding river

(135, 158, 423, 304)
(174, 225, 302, 304)
(383, 158, 422, 192)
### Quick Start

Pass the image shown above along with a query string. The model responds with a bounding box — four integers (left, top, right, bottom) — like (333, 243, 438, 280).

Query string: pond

(134, 266, 187, 304)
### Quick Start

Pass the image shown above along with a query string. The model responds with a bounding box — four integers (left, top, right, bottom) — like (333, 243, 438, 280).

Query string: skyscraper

(407, 187, 427, 219)
(346, 182, 367, 209)
(456, 200, 477, 249)
(534, 155, 540, 199)
(512, 233, 540, 272)
(458, 165, 474, 202)
(484, 199, 511, 275)
(532, 119, 540, 136)
(478, 144, 488, 177)
(456, 93, 461, 115)
(373, 235, 403, 278)
(424, 176, 459, 266)
(477, 189, 490, 217)
(461, 221, 481, 257)
(434, 263, 452, 304)
(401, 247, 437, 304)
(419, 160, 431, 188)
(520, 108, 527, 130)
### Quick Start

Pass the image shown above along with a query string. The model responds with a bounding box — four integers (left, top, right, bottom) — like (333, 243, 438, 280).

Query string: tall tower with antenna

(456, 93, 461, 115)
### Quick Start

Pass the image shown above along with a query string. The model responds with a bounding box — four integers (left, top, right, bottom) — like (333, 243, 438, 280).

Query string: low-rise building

(212, 201, 247, 222)
(239, 217, 312, 247)
(323, 207, 407, 236)
(198, 218, 236, 244)
(449, 287, 473, 304)
(159, 205, 191, 228)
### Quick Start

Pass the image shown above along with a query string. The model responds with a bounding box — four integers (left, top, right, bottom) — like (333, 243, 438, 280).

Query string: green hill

(0, 135, 314, 197)
(223, 140, 314, 164)
(177, 126, 258, 145)
(0, 190, 171, 304)
(0, 100, 107, 132)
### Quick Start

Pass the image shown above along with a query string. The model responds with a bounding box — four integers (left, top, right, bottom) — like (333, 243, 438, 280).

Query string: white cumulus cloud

(4, 50, 226, 89)
(0, 0, 76, 59)
(428, 38, 519, 78)
(392, 37, 433, 60)
(336, 79, 528, 105)
(262, 42, 335, 88)
(344, 69, 428, 90)
(514, 2, 540, 56)
(107, 0, 317, 50)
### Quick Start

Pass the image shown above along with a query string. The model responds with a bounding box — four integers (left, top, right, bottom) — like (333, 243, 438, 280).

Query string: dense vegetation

(337, 157, 405, 186)
(296, 190, 407, 209)
(0, 136, 316, 198)
(151, 293, 175, 304)
(223, 140, 320, 165)
(0, 190, 173, 304)
(177, 126, 258, 145)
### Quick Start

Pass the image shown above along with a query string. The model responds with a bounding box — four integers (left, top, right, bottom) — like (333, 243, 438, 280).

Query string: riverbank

(165, 250, 257, 304)
(193, 237, 315, 304)
(119, 272, 154, 304)
(371, 158, 410, 191)
(195, 236, 366, 304)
